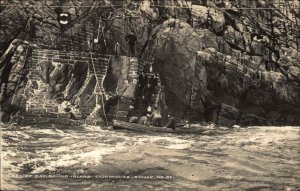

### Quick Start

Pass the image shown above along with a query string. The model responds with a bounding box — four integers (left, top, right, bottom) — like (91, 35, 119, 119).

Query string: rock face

(1, 0, 300, 126)
(197, 48, 300, 126)
(152, 17, 300, 125)
(152, 19, 204, 120)
(150, 1, 300, 126)
(0, 35, 31, 121)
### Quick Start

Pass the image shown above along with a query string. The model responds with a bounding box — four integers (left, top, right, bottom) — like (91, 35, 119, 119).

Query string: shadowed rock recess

(0, 0, 300, 126)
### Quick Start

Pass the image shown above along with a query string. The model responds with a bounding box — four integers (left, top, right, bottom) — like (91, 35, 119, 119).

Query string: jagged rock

(219, 103, 240, 121)
(192, 5, 225, 33)
(65, 62, 88, 100)
(78, 76, 97, 115)
(223, 25, 245, 50)
(241, 106, 267, 123)
(49, 63, 70, 85)
(0, 110, 10, 122)
(216, 37, 232, 55)
(249, 56, 263, 70)
(39, 60, 54, 83)
(218, 116, 235, 127)
(0, 0, 300, 126)
(250, 41, 267, 56)
(218, 95, 239, 108)
(153, 19, 204, 119)
(196, 46, 300, 125)
(288, 66, 300, 80)
(267, 111, 282, 125)
(261, 71, 286, 83)
(245, 89, 273, 106)
(196, 29, 218, 50)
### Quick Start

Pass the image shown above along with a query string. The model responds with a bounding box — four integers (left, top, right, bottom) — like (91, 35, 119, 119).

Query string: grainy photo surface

(0, 0, 300, 190)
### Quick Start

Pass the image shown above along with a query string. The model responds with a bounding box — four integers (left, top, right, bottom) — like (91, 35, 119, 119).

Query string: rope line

(89, 51, 108, 126)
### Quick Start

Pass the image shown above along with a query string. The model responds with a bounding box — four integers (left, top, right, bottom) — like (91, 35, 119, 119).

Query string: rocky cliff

(0, 0, 300, 126)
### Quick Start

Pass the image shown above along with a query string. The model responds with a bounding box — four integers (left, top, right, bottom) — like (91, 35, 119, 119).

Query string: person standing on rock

(138, 72, 148, 94)
(143, 62, 151, 73)
(104, 95, 120, 114)
(114, 42, 121, 58)
(125, 31, 137, 57)
(149, 75, 158, 93)
(137, 72, 148, 107)
(150, 106, 162, 127)
(127, 105, 138, 123)
(142, 82, 153, 106)
(166, 114, 176, 131)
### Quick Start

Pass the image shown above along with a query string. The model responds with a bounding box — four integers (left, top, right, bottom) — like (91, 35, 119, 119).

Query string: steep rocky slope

(0, 0, 299, 126)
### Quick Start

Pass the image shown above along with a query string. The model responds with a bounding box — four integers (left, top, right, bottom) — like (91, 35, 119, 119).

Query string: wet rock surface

(149, 1, 300, 126)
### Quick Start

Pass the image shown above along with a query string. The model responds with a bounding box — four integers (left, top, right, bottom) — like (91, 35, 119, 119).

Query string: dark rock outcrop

(0, 0, 300, 126)
(148, 1, 300, 126)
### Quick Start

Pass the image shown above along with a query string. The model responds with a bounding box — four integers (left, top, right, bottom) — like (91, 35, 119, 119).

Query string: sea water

(1, 124, 299, 190)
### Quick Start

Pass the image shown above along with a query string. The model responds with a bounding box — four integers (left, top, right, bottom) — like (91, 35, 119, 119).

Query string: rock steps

(114, 57, 140, 119)
(20, 59, 72, 125)
(18, 49, 111, 125)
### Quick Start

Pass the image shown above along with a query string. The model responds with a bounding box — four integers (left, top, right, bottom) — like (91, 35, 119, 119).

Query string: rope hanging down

(89, 51, 108, 126)
(94, 16, 102, 43)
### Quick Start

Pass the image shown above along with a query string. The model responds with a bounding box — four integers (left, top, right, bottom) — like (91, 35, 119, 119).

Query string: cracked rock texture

(0, 0, 300, 126)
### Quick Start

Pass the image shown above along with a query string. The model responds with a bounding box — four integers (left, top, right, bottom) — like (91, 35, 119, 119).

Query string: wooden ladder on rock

(89, 52, 111, 125)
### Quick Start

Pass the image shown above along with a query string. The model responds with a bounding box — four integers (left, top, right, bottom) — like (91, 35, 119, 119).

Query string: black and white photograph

(0, 0, 299, 190)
